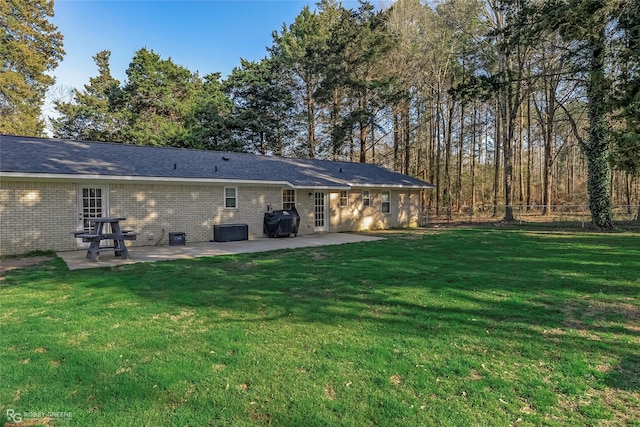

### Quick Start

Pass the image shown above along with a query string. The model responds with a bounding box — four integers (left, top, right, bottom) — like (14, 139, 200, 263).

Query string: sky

(44, 0, 360, 120)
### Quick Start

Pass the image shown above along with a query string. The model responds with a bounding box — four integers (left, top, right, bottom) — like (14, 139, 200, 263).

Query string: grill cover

(263, 208, 300, 237)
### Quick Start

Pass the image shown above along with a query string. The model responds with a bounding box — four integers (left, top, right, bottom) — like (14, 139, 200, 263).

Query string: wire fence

(422, 204, 640, 228)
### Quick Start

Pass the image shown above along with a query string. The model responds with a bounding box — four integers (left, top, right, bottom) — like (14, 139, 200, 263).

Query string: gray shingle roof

(0, 134, 435, 189)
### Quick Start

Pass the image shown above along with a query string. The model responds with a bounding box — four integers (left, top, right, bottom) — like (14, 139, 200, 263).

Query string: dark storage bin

(169, 232, 186, 246)
(214, 224, 248, 242)
(263, 208, 300, 237)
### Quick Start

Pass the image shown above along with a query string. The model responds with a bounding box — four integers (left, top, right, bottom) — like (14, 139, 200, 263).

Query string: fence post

(519, 205, 523, 225)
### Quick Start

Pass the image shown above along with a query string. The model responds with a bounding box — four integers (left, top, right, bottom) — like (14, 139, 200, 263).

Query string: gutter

(0, 172, 352, 190)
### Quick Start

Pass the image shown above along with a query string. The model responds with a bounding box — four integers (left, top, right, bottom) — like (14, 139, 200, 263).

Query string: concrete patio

(57, 233, 384, 270)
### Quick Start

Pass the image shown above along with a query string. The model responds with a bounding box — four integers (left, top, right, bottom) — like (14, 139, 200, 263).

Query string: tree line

(2, 0, 638, 228)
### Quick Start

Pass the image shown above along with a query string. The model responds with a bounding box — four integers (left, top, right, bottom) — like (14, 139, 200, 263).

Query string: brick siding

(329, 188, 420, 232)
(108, 183, 313, 246)
(1, 181, 78, 256)
(1, 180, 423, 256)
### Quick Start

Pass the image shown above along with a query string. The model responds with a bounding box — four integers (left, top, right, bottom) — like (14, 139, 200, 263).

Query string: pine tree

(610, 0, 639, 177)
(185, 72, 236, 150)
(121, 48, 197, 146)
(270, 6, 327, 158)
(0, 0, 64, 136)
(316, 1, 392, 162)
(52, 50, 123, 141)
(224, 58, 295, 155)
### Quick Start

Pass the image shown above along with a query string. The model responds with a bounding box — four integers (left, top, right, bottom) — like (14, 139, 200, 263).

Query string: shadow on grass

(606, 354, 640, 391)
(66, 229, 639, 351)
(3, 229, 639, 424)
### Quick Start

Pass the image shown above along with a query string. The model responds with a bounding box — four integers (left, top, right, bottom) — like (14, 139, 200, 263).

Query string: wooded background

(2, 0, 639, 227)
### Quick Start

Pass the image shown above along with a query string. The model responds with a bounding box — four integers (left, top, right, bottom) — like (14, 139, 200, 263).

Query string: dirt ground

(0, 256, 54, 279)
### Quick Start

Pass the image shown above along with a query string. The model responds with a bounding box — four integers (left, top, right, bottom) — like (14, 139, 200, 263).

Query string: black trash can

(169, 232, 186, 246)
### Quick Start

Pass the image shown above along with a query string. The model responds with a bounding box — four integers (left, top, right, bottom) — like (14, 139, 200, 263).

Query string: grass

(1, 229, 639, 426)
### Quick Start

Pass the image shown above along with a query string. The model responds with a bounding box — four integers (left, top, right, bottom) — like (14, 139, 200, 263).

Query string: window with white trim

(381, 191, 391, 214)
(224, 187, 237, 208)
(339, 190, 348, 207)
(283, 189, 295, 210)
(362, 190, 371, 207)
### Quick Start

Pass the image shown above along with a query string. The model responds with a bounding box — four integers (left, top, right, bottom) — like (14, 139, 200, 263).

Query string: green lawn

(1, 229, 639, 426)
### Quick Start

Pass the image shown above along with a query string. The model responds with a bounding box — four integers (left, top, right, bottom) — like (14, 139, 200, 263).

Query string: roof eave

(0, 172, 353, 189)
(0, 172, 293, 187)
(348, 182, 436, 189)
(1, 172, 434, 190)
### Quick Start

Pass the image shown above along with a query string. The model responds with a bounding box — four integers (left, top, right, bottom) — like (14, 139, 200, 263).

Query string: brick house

(0, 135, 434, 256)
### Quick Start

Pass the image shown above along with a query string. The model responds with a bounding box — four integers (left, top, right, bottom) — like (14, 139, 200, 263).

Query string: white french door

(314, 191, 327, 232)
(76, 185, 108, 248)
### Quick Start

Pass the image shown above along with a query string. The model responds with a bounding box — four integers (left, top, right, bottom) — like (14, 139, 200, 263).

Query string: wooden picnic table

(72, 217, 137, 262)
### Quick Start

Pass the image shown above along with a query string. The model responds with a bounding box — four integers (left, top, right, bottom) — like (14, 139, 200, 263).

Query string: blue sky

(50, 0, 329, 91)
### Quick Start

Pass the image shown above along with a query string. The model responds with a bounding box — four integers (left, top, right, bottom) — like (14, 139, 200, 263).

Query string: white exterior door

(77, 185, 108, 248)
(314, 191, 327, 232)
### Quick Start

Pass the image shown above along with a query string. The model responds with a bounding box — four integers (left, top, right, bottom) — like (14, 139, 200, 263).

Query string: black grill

(263, 208, 300, 237)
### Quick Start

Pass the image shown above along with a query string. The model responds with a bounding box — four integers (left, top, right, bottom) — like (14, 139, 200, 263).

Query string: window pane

(283, 189, 295, 210)
(339, 190, 348, 207)
(224, 188, 237, 208)
(382, 191, 390, 213)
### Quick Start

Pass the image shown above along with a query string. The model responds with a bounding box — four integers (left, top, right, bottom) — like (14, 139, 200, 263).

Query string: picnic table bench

(72, 217, 137, 262)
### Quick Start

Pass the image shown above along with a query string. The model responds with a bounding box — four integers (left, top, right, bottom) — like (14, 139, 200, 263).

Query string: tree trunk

(444, 99, 454, 214)
(493, 99, 501, 218)
(500, 57, 516, 223)
(542, 123, 553, 215)
(435, 92, 442, 215)
(371, 115, 376, 164)
(517, 109, 524, 205)
(526, 96, 532, 210)
(403, 99, 411, 175)
(471, 101, 477, 213)
(307, 80, 316, 159)
(585, 27, 613, 229)
(428, 95, 437, 210)
(359, 121, 367, 164)
(393, 106, 400, 171)
(331, 89, 340, 160)
(457, 103, 464, 211)
(625, 173, 632, 214)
